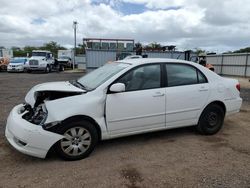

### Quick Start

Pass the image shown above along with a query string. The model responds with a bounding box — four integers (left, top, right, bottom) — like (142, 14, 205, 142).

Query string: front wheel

(45, 65, 50, 73)
(196, 104, 225, 135)
(55, 120, 98, 160)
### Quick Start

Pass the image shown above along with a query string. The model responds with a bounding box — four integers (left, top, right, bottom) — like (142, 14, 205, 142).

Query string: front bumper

(5, 104, 63, 158)
(25, 66, 47, 71)
(7, 67, 24, 72)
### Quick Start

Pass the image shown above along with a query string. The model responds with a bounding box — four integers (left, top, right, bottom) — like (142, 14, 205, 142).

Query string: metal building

(206, 53, 250, 77)
(0, 49, 13, 58)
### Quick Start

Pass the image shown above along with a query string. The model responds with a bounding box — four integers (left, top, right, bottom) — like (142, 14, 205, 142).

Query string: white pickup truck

(25, 50, 55, 73)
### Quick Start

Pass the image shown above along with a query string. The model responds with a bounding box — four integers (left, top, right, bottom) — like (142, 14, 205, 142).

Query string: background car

(56, 56, 72, 69)
(7, 57, 28, 72)
(0, 57, 10, 71)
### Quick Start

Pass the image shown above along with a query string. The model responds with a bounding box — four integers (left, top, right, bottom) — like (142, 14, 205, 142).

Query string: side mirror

(109, 83, 125, 93)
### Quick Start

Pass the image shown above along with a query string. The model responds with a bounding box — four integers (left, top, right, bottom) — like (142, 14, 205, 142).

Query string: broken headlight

(22, 103, 47, 125)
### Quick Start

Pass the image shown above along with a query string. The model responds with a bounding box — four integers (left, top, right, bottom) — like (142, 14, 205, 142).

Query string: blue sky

(91, 0, 182, 15)
(31, 17, 46, 25)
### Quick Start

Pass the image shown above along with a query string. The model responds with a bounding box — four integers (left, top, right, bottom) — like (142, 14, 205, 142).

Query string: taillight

(236, 83, 240, 92)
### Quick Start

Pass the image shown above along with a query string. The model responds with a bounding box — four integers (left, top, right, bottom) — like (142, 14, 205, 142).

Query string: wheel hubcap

(207, 112, 218, 127)
(60, 127, 91, 156)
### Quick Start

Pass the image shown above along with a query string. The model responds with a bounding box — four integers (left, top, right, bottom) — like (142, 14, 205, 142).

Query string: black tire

(45, 65, 50, 73)
(54, 120, 98, 160)
(59, 65, 64, 72)
(196, 104, 225, 135)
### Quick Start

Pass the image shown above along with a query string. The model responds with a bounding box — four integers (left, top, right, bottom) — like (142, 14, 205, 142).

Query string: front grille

(29, 60, 39, 65)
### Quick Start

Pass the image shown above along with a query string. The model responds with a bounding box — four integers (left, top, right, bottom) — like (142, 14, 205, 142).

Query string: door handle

(153, 92, 165, 97)
(199, 86, 208, 91)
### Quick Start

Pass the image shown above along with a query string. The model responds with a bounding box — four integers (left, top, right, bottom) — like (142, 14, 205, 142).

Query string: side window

(198, 70, 207, 83)
(117, 64, 161, 91)
(166, 64, 199, 87)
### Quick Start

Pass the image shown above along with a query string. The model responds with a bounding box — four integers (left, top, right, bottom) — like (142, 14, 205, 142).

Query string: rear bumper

(5, 104, 63, 158)
(224, 97, 242, 115)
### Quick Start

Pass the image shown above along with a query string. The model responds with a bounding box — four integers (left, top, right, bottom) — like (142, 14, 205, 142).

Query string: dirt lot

(0, 72, 249, 188)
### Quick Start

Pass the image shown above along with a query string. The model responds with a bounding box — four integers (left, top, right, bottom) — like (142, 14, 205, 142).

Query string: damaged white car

(5, 58, 242, 160)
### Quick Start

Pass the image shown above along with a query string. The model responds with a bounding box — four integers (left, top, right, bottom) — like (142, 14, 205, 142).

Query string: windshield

(32, 52, 47, 57)
(77, 62, 129, 90)
(59, 56, 70, 59)
(10, 58, 27, 64)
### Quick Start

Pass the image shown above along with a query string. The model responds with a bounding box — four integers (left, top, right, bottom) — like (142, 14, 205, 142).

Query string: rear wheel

(196, 104, 225, 135)
(55, 120, 98, 160)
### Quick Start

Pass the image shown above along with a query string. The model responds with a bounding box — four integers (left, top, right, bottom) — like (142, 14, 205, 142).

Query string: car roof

(117, 58, 195, 66)
(116, 58, 222, 82)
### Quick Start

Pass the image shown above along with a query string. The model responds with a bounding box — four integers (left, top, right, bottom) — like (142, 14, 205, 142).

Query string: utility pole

(73, 21, 78, 70)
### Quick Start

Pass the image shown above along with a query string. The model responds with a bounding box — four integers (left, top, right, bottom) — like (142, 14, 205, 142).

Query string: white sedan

(5, 58, 242, 160)
(7, 58, 29, 72)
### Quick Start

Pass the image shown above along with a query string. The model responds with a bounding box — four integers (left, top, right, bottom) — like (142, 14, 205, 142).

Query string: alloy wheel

(60, 127, 92, 156)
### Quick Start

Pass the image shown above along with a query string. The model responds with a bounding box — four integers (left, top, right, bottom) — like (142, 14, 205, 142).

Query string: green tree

(40, 41, 66, 57)
(193, 48, 206, 55)
(234, 47, 250, 53)
(144, 42, 163, 51)
(75, 43, 86, 54)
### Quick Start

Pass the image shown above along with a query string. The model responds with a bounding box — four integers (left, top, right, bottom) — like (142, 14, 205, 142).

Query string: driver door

(106, 64, 166, 136)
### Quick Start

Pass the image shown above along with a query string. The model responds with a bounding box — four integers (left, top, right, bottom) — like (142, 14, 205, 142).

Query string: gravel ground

(0, 72, 249, 188)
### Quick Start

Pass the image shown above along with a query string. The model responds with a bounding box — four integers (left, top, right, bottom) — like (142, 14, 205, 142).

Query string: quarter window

(198, 70, 207, 83)
(166, 64, 207, 87)
(116, 64, 161, 91)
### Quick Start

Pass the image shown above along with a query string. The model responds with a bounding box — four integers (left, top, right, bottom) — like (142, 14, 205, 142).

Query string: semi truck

(25, 50, 55, 73)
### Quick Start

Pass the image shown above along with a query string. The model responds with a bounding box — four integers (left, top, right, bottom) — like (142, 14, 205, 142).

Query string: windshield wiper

(70, 80, 91, 91)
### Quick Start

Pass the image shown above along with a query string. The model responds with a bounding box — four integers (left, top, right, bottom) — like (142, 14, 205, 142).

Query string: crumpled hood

(9, 63, 24, 66)
(25, 81, 85, 107)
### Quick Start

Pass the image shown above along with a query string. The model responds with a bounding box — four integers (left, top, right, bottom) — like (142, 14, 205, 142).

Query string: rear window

(166, 64, 207, 87)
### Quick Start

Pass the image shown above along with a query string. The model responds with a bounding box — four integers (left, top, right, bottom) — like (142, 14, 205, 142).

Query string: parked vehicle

(25, 50, 55, 73)
(57, 50, 74, 69)
(7, 57, 28, 72)
(5, 58, 242, 160)
(56, 56, 72, 70)
(0, 57, 10, 71)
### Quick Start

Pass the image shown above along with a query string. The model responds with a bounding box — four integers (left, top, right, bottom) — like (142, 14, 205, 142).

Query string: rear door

(164, 63, 210, 127)
(106, 64, 166, 135)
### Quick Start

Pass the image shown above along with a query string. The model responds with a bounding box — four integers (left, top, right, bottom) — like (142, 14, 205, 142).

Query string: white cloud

(0, 0, 250, 52)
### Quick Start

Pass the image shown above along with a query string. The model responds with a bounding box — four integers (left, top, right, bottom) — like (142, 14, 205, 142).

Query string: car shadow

(7, 126, 198, 163)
